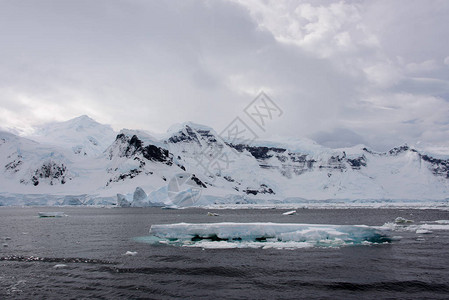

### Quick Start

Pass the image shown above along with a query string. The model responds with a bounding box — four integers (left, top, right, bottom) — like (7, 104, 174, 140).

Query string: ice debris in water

(124, 251, 138, 256)
(207, 212, 219, 216)
(381, 219, 449, 234)
(282, 210, 297, 215)
(416, 229, 432, 234)
(148, 222, 391, 249)
(53, 264, 68, 269)
(394, 217, 414, 224)
(435, 220, 449, 224)
(38, 212, 65, 218)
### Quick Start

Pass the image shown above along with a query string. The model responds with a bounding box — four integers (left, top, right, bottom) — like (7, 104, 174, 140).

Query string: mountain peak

(26, 115, 116, 156)
(63, 115, 100, 128)
(167, 121, 215, 135)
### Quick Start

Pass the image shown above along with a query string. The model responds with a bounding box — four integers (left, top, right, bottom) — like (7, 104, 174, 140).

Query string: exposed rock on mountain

(1, 116, 448, 206)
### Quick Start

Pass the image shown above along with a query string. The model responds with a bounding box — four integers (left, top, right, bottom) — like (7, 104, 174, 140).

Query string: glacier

(147, 222, 391, 249)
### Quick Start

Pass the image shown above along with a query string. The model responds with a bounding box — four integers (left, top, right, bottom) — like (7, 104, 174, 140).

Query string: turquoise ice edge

(135, 222, 392, 249)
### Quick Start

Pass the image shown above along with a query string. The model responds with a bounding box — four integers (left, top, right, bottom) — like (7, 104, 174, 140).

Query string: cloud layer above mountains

(1, 0, 448, 150)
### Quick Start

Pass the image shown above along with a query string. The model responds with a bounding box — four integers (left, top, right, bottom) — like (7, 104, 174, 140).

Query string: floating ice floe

(38, 212, 65, 218)
(282, 210, 297, 215)
(381, 219, 449, 234)
(394, 217, 413, 224)
(435, 220, 449, 224)
(147, 222, 391, 249)
(124, 251, 138, 256)
(207, 212, 219, 216)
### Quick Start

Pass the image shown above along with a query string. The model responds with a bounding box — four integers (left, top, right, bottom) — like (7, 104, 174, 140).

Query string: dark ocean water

(1, 207, 449, 299)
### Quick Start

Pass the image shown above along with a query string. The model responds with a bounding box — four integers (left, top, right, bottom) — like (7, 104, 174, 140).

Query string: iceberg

(132, 187, 148, 207)
(148, 222, 391, 249)
(117, 193, 131, 207)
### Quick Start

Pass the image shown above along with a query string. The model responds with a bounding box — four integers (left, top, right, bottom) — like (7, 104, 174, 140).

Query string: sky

(0, 0, 448, 151)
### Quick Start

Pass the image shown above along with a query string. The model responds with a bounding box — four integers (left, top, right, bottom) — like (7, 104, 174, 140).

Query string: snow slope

(0, 116, 448, 206)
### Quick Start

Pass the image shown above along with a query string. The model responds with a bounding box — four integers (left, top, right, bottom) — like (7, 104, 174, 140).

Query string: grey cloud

(0, 0, 448, 150)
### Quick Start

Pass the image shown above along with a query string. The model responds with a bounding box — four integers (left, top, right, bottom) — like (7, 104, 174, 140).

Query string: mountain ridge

(0, 116, 448, 206)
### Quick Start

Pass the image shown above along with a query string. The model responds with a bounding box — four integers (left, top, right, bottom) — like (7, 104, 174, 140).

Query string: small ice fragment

(282, 210, 297, 215)
(395, 217, 413, 224)
(3, 243, 8, 247)
(38, 212, 64, 218)
(435, 220, 449, 224)
(124, 251, 138, 256)
(53, 264, 67, 269)
(207, 212, 219, 216)
(5, 237, 11, 240)
(416, 229, 432, 234)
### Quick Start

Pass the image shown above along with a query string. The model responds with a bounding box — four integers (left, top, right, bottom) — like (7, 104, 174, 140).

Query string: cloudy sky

(1, 0, 448, 151)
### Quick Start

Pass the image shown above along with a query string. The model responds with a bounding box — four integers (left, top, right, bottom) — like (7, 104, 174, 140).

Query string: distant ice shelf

(147, 222, 391, 249)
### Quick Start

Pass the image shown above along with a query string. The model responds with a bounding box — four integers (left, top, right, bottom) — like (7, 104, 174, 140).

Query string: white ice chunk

(394, 217, 413, 224)
(435, 220, 449, 224)
(53, 264, 68, 269)
(282, 210, 297, 215)
(124, 251, 138, 256)
(418, 224, 449, 231)
(381, 222, 449, 232)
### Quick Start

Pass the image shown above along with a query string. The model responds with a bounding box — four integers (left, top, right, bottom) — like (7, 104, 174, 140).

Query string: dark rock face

(168, 126, 201, 145)
(108, 169, 142, 185)
(389, 145, 413, 156)
(244, 184, 275, 195)
(421, 155, 449, 178)
(319, 155, 346, 170)
(31, 161, 69, 186)
(223, 175, 235, 182)
(167, 126, 223, 156)
(114, 134, 173, 166)
(106, 134, 177, 185)
(346, 156, 367, 169)
(5, 158, 23, 173)
(191, 174, 207, 188)
(229, 144, 286, 160)
(196, 129, 218, 144)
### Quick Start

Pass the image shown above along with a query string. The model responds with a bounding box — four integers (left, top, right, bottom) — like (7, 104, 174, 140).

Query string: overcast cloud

(1, 0, 448, 151)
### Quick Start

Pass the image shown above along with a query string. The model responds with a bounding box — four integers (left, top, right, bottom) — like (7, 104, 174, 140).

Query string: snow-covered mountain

(29, 115, 116, 157)
(0, 116, 448, 206)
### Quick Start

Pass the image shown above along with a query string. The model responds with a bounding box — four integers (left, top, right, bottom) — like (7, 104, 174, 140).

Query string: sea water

(1, 207, 449, 299)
